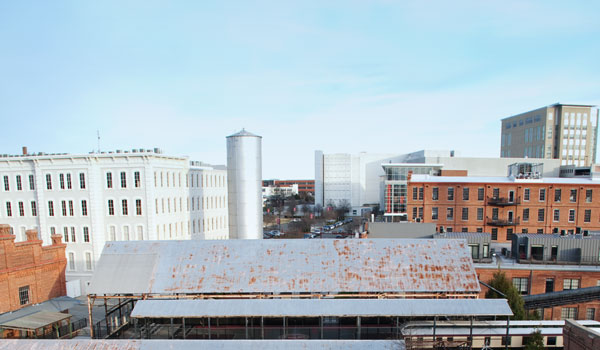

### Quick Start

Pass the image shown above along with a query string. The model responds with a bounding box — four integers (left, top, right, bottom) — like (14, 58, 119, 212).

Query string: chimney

(0, 224, 12, 237)
(26, 229, 39, 241)
(22, 146, 28, 155)
(51, 234, 63, 245)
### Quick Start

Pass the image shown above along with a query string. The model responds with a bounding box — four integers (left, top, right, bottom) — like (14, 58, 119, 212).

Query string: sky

(0, 1, 599, 179)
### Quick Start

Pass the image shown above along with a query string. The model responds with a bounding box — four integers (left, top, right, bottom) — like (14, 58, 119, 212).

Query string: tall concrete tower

(226, 129, 263, 239)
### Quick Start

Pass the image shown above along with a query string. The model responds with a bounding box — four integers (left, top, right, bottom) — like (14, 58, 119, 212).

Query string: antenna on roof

(97, 130, 101, 153)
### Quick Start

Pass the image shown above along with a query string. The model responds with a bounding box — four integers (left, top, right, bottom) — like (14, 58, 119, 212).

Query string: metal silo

(226, 129, 263, 239)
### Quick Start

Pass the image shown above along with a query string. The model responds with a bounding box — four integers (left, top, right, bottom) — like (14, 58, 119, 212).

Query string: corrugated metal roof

(0, 340, 403, 350)
(0, 311, 71, 330)
(88, 239, 480, 295)
(0, 296, 80, 325)
(403, 327, 563, 336)
(433, 232, 492, 241)
(130, 299, 512, 318)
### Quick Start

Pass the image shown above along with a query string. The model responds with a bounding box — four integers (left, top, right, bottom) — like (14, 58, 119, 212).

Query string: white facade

(0, 150, 228, 294)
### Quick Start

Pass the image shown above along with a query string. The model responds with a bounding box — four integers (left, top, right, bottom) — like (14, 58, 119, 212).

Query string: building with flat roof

(501, 103, 599, 166)
(0, 147, 228, 295)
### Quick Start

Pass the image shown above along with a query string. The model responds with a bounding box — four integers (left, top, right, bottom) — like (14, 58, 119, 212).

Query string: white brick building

(0, 148, 228, 295)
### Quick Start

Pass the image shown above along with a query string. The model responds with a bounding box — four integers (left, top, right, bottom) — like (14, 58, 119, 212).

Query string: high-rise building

(0, 148, 228, 294)
(500, 103, 599, 166)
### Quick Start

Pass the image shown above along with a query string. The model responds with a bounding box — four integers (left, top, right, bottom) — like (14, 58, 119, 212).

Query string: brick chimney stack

(26, 229, 39, 241)
(51, 234, 63, 245)
(0, 224, 12, 238)
(22, 146, 28, 155)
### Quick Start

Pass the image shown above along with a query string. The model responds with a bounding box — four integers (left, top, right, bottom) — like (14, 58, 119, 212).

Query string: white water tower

(226, 129, 263, 239)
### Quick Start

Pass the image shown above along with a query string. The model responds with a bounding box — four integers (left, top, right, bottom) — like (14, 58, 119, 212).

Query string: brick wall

(477, 267, 600, 321)
(0, 224, 66, 313)
(564, 319, 600, 350)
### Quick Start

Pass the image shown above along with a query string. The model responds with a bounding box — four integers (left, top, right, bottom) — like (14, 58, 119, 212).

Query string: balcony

(487, 197, 520, 206)
(486, 218, 520, 226)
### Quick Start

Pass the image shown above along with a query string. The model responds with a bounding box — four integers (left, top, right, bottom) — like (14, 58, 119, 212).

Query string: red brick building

(0, 224, 66, 314)
(477, 265, 600, 321)
(407, 175, 600, 242)
(263, 180, 315, 195)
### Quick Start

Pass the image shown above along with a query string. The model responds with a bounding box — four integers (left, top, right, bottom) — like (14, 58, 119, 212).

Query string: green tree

(524, 329, 544, 350)
(485, 270, 526, 320)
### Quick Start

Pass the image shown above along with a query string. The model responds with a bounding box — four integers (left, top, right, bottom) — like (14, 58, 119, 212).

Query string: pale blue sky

(1, 1, 599, 178)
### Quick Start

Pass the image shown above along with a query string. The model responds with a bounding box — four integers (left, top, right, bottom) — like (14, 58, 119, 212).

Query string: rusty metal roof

(130, 299, 512, 318)
(0, 311, 71, 330)
(0, 340, 403, 350)
(88, 239, 480, 295)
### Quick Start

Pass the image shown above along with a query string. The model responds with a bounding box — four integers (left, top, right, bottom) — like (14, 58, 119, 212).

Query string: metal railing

(486, 218, 520, 226)
(487, 197, 520, 206)
(517, 254, 600, 266)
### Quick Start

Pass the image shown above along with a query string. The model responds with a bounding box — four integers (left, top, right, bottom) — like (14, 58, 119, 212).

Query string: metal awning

(0, 311, 71, 330)
(131, 299, 513, 318)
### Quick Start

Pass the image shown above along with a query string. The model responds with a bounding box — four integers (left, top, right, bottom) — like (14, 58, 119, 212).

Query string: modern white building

(0, 148, 228, 295)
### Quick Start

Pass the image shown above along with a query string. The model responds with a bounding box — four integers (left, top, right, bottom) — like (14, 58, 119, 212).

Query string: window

(18, 202, 24, 216)
(5, 202, 11, 217)
(70, 227, 76, 243)
(48, 201, 54, 216)
(553, 209, 560, 222)
(46, 174, 52, 190)
(555, 189, 561, 202)
(136, 199, 142, 215)
(85, 252, 92, 270)
(461, 207, 468, 220)
(79, 173, 86, 189)
(447, 187, 454, 201)
(68, 252, 75, 270)
(561, 307, 578, 319)
(512, 277, 529, 294)
(81, 200, 88, 216)
(83, 227, 89, 242)
(432, 207, 438, 220)
(587, 308, 596, 320)
(109, 226, 116, 241)
(61, 200, 67, 216)
(18, 286, 30, 305)
(120, 172, 127, 188)
(462, 187, 469, 201)
(418, 187, 423, 200)
(563, 279, 580, 290)
(68, 200, 74, 216)
(477, 207, 483, 221)
(539, 188, 546, 201)
(134, 171, 141, 187)
(547, 336, 557, 346)
(31, 201, 37, 216)
(123, 226, 130, 241)
(446, 207, 453, 220)
(108, 200, 114, 215)
(106, 172, 113, 188)
(469, 244, 479, 259)
(570, 189, 577, 202)
(3, 175, 9, 191)
(524, 188, 530, 201)
(122, 199, 128, 215)
(483, 244, 489, 258)
(492, 208, 499, 220)
(462, 227, 468, 232)
(491, 228, 498, 240)
(585, 209, 591, 223)
(507, 228, 514, 240)
(476, 227, 483, 233)
(66, 173, 72, 189)
(477, 187, 484, 201)
(63, 227, 69, 242)
(586, 189, 593, 203)
(412, 187, 418, 200)
(568, 209, 575, 222)
(29, 175, 35, 190)
(546, 278, 555, 293)
(59, 173, 65, 189)
(523, 208, 529, 222)
(432, 187, 439, 200)
(412, 207, 417, 219)
(538, 208, 545, 222)
(137, 226, 144, 240)
(16, 175, 22, 191)
(492, 188, 499, 199)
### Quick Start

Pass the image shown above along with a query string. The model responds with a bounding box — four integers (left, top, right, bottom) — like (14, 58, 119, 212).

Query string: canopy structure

(0, 311, 71, 331)
(130, 299, 513, 319)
